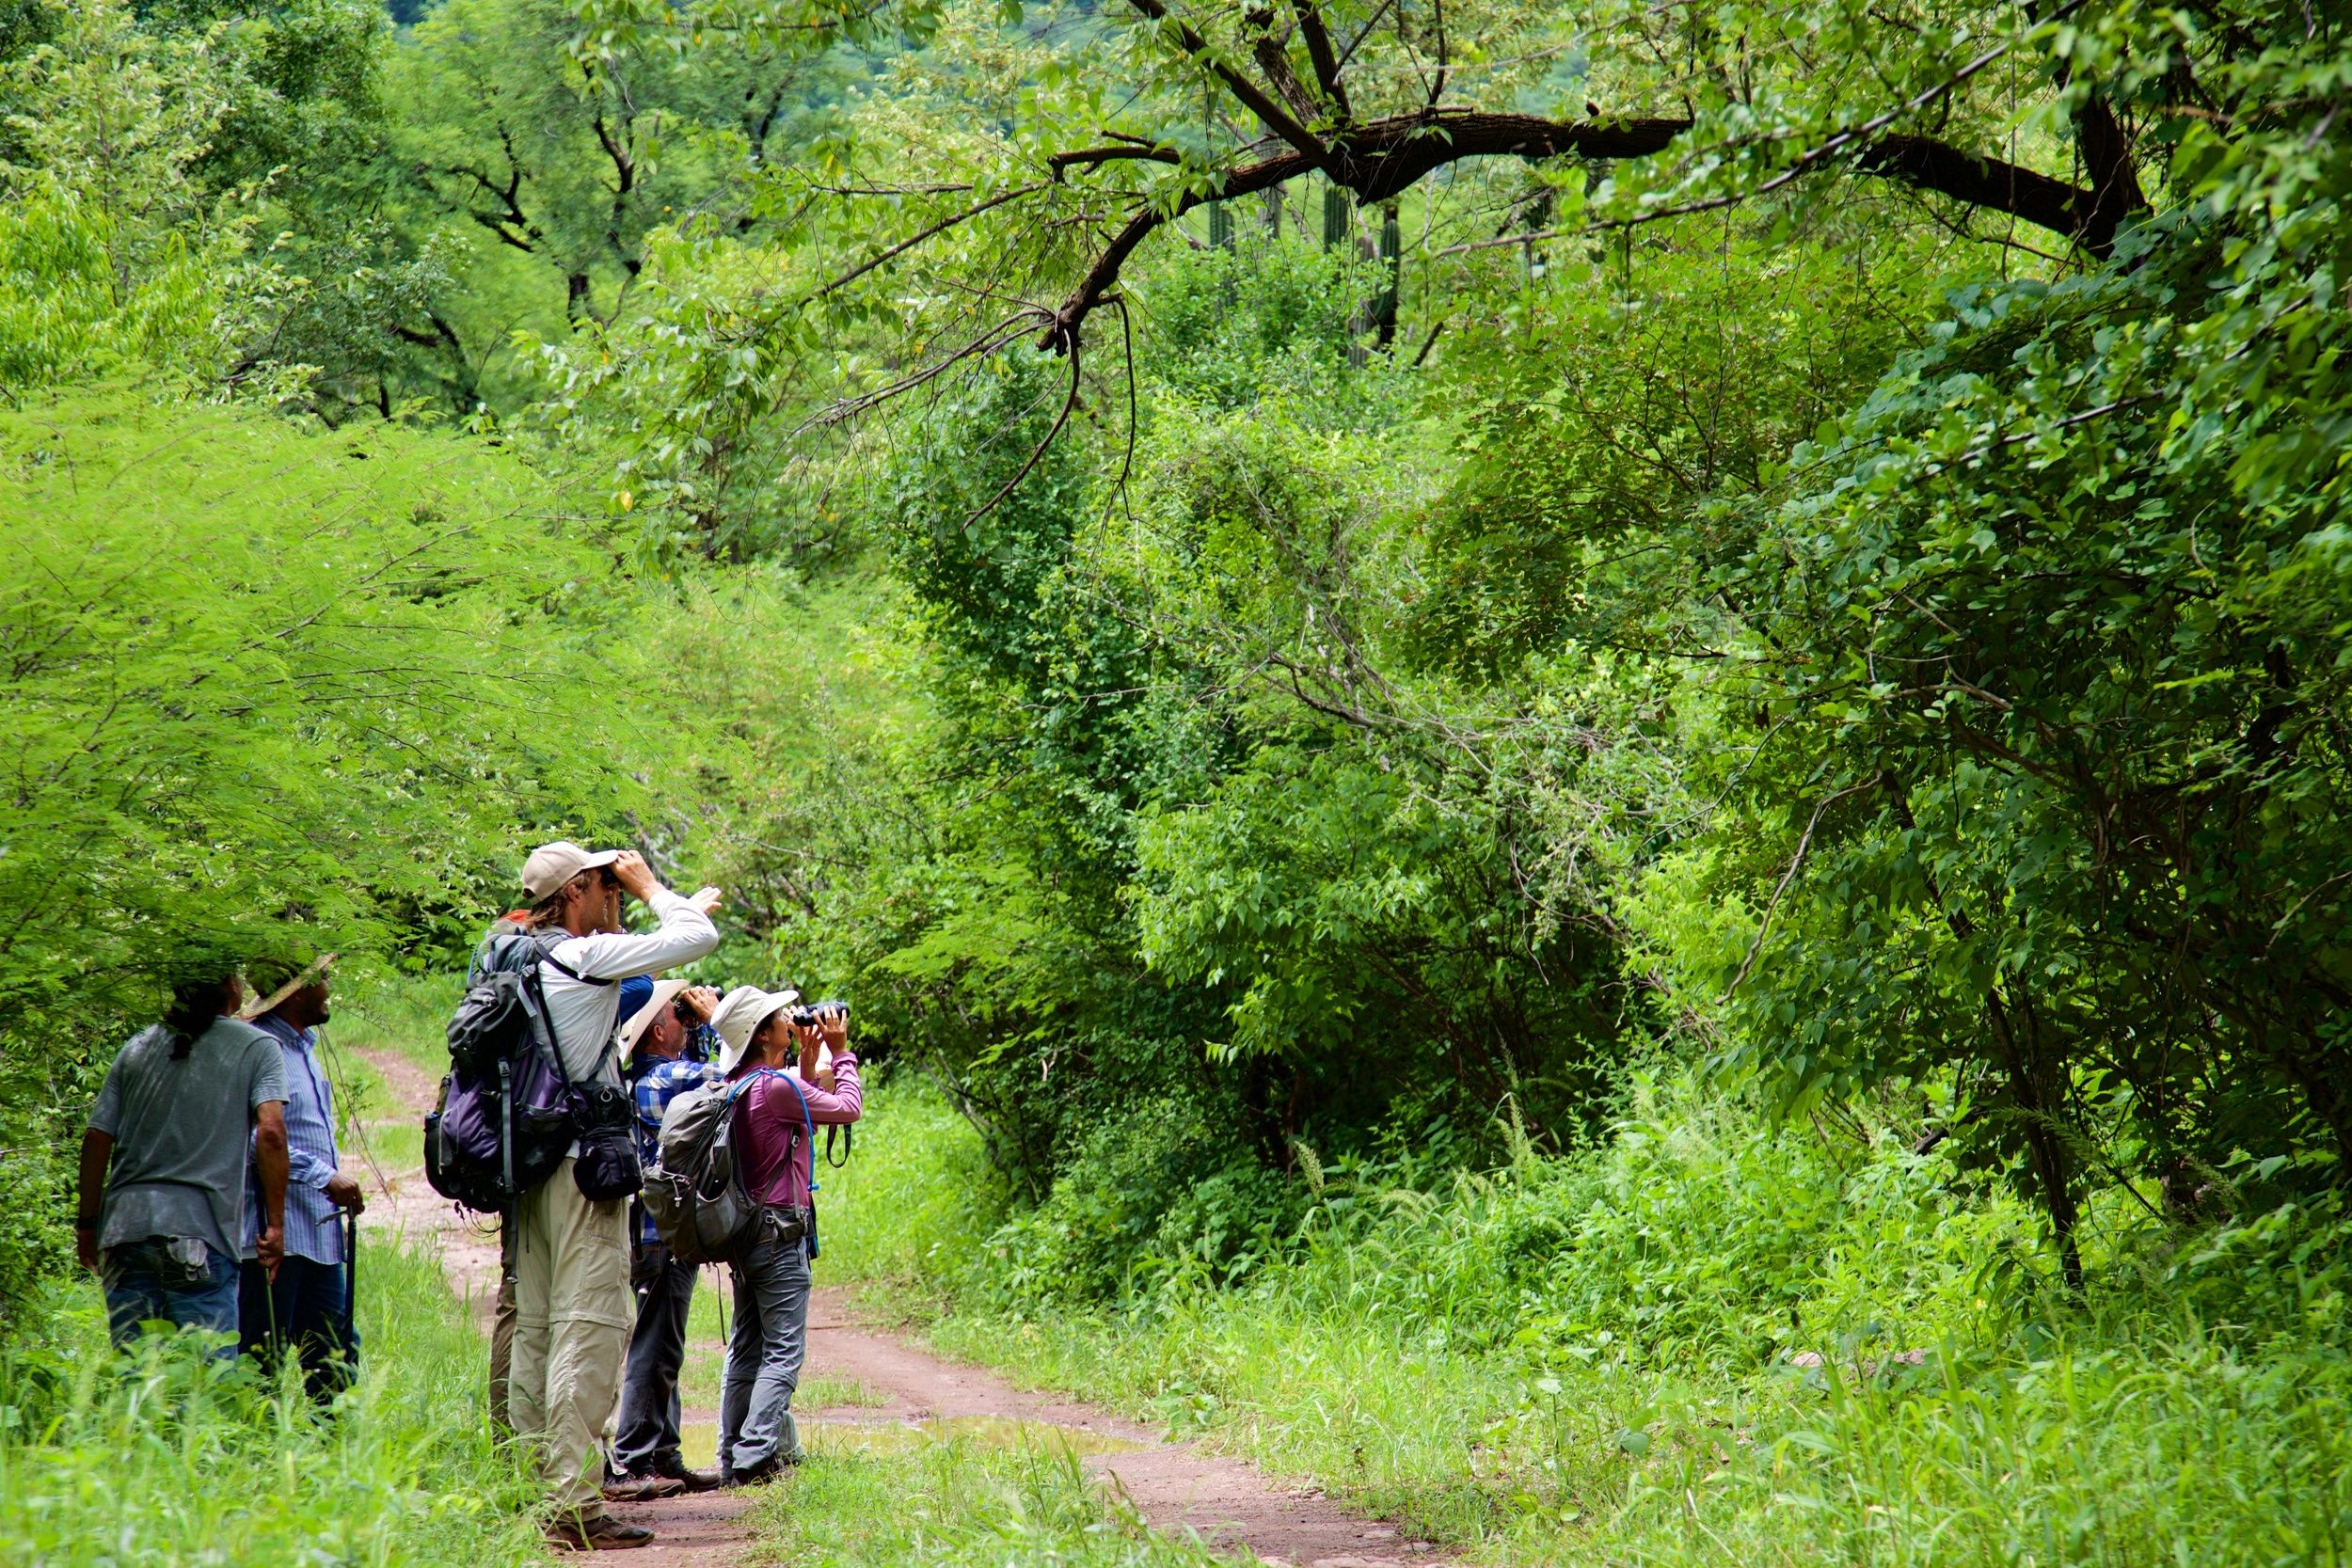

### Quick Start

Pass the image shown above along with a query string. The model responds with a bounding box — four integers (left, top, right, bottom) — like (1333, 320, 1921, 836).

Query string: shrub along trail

(354, 1044, 1440, 1568)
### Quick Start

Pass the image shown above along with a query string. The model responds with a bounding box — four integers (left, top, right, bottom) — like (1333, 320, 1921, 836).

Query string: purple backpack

(423, 931, 596, 1212)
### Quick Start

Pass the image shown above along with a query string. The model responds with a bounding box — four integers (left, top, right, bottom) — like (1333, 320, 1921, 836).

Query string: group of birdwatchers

(73, 840, 863, 1551)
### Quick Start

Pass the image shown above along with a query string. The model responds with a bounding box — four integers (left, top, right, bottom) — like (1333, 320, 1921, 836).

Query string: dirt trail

(346, 1046, 760, 1565)
(349, 1045, 1448, 1568)
(803, 1291, 1451, 1568)
(343, 1045, 505, 1325)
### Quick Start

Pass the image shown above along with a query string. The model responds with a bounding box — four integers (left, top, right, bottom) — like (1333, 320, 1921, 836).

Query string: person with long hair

(77, 967, 290, 1353)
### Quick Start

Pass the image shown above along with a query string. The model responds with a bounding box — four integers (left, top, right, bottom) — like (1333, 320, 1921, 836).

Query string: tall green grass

(827, 1072, 2352, 1566)
(0, 1244, 539, 1566)
(813, 1076, 1008, 1294)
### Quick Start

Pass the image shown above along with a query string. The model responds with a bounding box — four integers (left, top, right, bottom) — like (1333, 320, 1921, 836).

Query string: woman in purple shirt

(706, 986, 861, 1485)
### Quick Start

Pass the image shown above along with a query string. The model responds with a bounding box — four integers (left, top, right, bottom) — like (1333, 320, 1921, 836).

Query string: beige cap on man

(522, 840, 620, 901)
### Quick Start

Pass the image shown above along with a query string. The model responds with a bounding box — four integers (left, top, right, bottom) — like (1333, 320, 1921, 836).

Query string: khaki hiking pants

(509, 1160, 632, 1515)
(489, 1219, 517, 1435)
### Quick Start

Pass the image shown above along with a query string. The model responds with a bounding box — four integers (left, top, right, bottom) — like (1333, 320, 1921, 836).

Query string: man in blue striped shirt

(239, 958, 366, 1402)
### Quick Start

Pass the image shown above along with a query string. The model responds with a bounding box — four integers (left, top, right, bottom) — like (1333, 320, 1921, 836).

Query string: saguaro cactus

(1322, 182, 1350, 250)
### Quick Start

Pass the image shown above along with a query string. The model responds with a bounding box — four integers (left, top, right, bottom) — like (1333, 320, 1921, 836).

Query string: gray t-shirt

(88, 1019, 289, 1260)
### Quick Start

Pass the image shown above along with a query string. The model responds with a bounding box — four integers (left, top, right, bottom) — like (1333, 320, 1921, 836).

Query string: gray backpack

(642, 1080, 765, 1265)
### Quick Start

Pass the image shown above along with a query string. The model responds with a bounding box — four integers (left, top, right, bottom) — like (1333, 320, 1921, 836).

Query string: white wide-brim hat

(618, 978, 689, 1063)
(709, 984, 801, 1075)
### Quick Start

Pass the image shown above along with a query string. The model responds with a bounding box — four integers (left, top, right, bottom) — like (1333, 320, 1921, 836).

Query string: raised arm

(789, 1013, 862, 1124)
(563, 855, 721, 980)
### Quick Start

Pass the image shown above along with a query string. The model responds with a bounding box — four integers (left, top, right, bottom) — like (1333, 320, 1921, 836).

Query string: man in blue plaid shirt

(611, 980, 724, 1492)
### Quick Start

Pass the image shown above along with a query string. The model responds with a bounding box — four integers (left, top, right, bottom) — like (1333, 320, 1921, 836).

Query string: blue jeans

(102, 1237, 241, 1354)
(239, 1257, 358, 1402)
(718, 1218, 811, 1475)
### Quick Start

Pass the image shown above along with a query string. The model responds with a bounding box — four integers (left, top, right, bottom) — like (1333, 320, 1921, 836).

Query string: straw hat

(618, 978, 690, 1063)
(708, 984, 801, 1075)
(237, 952, 337, 1021)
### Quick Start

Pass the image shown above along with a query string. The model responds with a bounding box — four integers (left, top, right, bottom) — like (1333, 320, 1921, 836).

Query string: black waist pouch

(762, 1205, 810, 1249)
(571, 1082, 642, 1201)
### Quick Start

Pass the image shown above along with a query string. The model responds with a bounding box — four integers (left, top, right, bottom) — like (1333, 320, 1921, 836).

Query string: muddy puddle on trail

(678, 1415, 1152, 1469)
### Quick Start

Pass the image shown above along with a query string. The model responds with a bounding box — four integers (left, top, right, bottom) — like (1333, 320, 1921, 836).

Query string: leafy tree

(0, 0, 448, 411)
(1692, 220, 2352, 1283)
(0, 0, 261, 390)
(0, 387, 675, 1308)
(385, 0, 879, 408)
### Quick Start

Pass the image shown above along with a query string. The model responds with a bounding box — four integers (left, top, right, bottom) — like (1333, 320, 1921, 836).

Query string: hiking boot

(600, 1472, 687, 1502)
(645, 1457, 724, 1494)
(721, 1456, 783, 1488)
(547, 1512, 656, 1551)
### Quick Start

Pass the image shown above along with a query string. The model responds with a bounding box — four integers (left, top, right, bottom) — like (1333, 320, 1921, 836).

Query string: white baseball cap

(521, 840, 620, 901)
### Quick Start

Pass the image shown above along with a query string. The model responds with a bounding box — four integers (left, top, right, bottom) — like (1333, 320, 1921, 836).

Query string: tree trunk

(1987, 986, 2085, 1294)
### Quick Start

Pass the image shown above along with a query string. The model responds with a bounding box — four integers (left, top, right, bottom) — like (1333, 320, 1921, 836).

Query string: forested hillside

(4, 0, 2349, 1560)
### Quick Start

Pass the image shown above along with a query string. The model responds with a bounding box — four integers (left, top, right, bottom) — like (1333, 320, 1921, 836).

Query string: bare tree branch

(1244, 5, 1327, 125)
(807, 182, 1049, 304)
(1046, 106, 2106, 351)
(1049, 146, 1184, 177)
(961, 332, 1085, 531)
(1290, 0, 1350, 119)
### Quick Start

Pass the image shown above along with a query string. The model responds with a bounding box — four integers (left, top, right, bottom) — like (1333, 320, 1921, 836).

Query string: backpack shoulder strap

(530, 928, 609, 984)
(522, 930, 629, 1084)
(749, 1069, 819, 1188)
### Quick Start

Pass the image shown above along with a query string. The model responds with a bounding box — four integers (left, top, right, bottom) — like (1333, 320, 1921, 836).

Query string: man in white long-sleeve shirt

(510, 841, 720, 1552)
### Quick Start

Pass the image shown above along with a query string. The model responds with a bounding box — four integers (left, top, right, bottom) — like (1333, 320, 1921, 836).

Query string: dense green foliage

(0, 391, 659, 1307)
(830, 1074, 2352, 1564)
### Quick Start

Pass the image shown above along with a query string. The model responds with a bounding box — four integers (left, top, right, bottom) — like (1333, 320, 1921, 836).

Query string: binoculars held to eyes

(789, 1001, 849, 1029)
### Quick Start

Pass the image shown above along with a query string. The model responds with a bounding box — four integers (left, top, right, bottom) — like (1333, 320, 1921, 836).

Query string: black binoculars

(789, 1001, 849, 1028)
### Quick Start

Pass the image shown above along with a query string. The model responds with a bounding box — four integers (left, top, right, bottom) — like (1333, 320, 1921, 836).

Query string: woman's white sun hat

(708, 984, 802, 1075)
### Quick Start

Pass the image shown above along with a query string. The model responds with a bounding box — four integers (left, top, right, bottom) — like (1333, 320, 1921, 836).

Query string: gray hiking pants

(717, 1212, 811, 1475)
